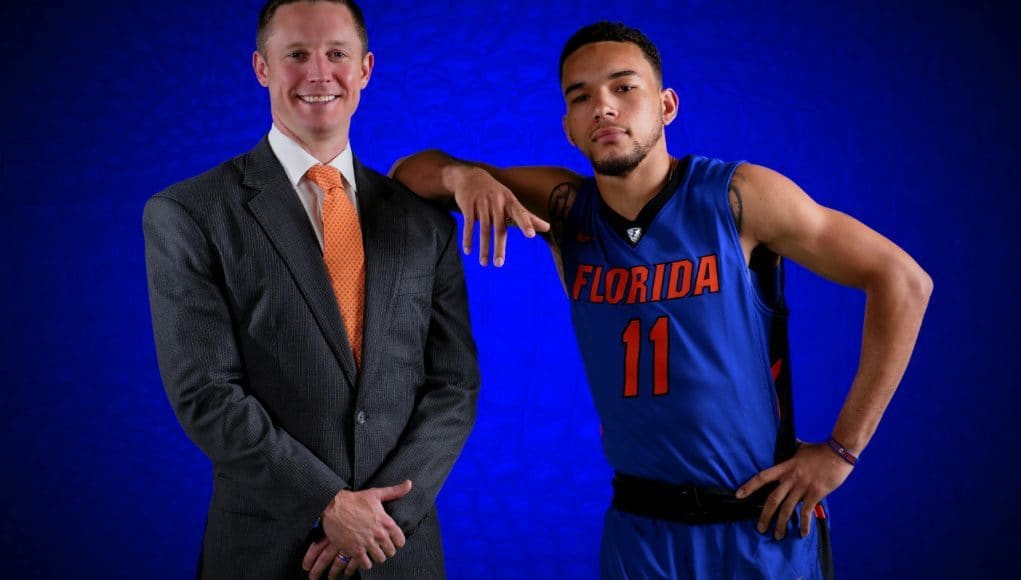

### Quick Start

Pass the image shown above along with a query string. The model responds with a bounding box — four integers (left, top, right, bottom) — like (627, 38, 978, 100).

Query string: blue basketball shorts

(599, 504, 833, 579)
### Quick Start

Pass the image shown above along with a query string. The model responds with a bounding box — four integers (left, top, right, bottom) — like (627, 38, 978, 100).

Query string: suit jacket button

(355, 410, 367, 424)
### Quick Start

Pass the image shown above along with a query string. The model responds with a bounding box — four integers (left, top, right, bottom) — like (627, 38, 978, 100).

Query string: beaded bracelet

(826, 436, 859, 466)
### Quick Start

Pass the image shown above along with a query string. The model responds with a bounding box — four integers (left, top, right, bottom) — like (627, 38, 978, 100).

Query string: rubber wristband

(826, 436, 859, 466)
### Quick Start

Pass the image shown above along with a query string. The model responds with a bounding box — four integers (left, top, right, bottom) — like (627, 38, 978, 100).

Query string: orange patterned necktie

(305, 164, 365, 367)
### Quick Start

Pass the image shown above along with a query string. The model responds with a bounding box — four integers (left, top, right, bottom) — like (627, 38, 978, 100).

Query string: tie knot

(306, 164, 345, 193)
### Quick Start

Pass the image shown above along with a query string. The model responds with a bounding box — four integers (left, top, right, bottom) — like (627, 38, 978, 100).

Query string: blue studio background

(3, 0, 1019, 578)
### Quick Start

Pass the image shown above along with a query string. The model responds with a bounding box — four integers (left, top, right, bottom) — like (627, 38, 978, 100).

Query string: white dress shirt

(267, 125, 359, 250)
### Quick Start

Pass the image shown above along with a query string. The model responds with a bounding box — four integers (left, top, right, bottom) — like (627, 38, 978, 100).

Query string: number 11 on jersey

(621, 316, 670, 398)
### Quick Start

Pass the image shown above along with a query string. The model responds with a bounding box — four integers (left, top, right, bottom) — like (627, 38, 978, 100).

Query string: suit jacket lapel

(354, 157, 405, 386)
(242, 138, 358, 387)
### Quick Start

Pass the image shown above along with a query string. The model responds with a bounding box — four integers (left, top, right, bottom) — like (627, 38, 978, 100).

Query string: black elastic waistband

(611, 472, 774, 525)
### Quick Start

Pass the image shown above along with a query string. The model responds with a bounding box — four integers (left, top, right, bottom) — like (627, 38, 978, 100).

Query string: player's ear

(563, 115, 576, 147)
(662, 87, 679, 126)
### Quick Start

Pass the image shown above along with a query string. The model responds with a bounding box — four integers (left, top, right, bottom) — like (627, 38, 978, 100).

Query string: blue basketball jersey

(557, 155, 829, 579)
(558, 155, 781, 490)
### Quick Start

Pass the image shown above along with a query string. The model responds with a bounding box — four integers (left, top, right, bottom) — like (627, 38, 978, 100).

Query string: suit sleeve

(143, 195, 346, 526)
(363, 216, 481, 534)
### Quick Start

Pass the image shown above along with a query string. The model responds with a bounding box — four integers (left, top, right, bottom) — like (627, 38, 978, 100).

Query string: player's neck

(594, 149, 675, 221)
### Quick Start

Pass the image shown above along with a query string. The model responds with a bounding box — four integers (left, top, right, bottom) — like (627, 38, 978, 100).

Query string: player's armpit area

(728, 169, 747, 234)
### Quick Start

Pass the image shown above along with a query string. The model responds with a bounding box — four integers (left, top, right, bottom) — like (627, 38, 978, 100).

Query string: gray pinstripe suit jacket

(143, 137, 480, 579)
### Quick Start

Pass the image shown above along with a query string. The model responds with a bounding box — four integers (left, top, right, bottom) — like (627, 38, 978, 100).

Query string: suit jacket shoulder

(148, 146, 266, 216)
(355, 160, 455, 228)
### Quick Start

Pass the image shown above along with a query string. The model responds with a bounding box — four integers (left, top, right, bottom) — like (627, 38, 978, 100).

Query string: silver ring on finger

(337, 553, 351, 564)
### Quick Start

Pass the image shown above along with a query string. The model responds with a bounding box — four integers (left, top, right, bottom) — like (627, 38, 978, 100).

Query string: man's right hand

(311, 480, 413, 576)
(448, 166, 550, 268)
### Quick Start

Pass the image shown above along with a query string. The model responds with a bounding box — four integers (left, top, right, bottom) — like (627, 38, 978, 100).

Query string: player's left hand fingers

(799, 497, 820, 538)
(773, 485, 805, 540)
(757, 478, 792, 534)
(737, 462, 785, 499)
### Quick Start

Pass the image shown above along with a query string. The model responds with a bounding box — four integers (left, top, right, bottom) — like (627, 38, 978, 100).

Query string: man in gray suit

(143, 1, 480, 578)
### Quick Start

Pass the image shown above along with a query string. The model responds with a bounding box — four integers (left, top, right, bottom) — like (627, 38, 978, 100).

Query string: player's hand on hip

(318, 480, 412, 575)
(452, 166, 549, 267)
(735, 443, 852, 540)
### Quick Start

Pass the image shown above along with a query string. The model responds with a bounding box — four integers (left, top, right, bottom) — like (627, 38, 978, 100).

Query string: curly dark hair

(559, 22, 663, 85)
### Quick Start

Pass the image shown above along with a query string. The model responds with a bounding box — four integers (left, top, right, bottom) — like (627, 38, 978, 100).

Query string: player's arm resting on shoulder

(389, 149, 578, 221)
(142, 196, 347, 528)
(390, 149, 581, 265)
(737, 163, 933, 453)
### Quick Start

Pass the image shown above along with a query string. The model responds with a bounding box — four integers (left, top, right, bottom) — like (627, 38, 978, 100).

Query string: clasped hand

(302, 480, 412, 579)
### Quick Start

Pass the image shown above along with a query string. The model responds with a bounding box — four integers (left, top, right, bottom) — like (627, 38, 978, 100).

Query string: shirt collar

(267, 125, 357, 194)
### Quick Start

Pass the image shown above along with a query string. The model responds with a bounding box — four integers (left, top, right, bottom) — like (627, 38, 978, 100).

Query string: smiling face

(561, 41, 677, 177)
(253, 1, 373, 157)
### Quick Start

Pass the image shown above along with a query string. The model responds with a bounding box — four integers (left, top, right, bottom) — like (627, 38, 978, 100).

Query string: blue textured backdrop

(2, 0, 1019, 578)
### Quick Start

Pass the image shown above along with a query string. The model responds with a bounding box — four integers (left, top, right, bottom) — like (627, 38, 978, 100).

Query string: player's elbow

(913, 266, 934, 303)
(871, 256, 932, 313)
(388, 155, 410, 178)
(898, 256, 933, 305)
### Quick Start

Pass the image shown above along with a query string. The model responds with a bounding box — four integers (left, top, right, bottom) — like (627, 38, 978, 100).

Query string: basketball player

(391, 21, 931, 579)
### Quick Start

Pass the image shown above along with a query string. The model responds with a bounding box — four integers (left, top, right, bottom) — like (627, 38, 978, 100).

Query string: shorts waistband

(611, 472, 774, 525)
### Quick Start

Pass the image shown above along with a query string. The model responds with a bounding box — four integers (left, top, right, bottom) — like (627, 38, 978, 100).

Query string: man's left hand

(303, 536, 361, 580)
(735, 442, 854, 539)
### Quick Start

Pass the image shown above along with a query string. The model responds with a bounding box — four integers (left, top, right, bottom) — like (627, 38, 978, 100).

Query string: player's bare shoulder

(729, 162, 831, 258)
(727, 162, 792, 256)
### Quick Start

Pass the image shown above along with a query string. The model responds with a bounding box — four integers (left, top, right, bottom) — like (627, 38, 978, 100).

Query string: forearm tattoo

(548, 181, 578, 240)
(728, 173, 745, 234)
